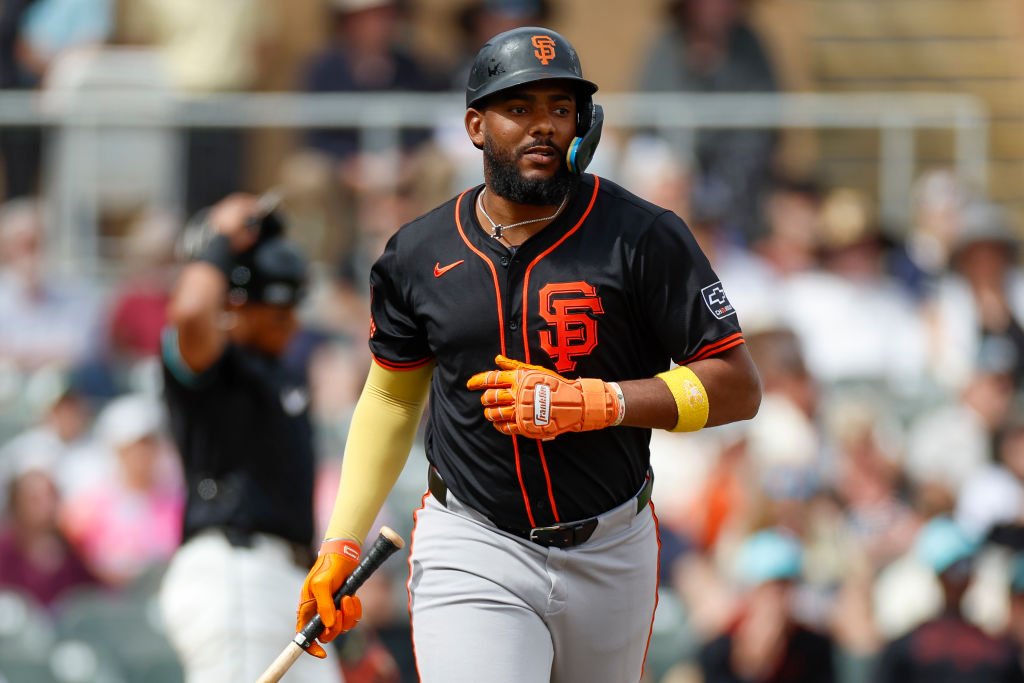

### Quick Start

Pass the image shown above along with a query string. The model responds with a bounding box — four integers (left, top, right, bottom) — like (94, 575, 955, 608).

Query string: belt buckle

(528, 524, 569, 544)
(529, 524, 573, 547)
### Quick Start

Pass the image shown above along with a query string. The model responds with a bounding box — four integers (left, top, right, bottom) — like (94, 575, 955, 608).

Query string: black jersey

(161, 329, 315, 547)
(369, 174, 744, 529)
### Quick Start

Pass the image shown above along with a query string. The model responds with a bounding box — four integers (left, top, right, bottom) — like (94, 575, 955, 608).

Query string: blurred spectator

(637, 0, 779, 243)
(60, 393, 183, 586)
(752, 175, 823, 280)
(874, 517, 1024, 683)
(926, 200, 1024, 393)
(617, 134, 694, 220)
(890, 168, 975, 302)
(297, 0, 450, 265)
(126, 0, 276, 214)
(686, 175, 781, 330)
(778, 187, 928, 394)
(13, 0, 112, 80)
(697, 528, 836, 683)
(906, 336, 1017, 510)
(335, 569, 406, 683)
(0, 0, 40, 200)
(302, 0, 444, 169)
(957, 405, 1024, 548)
(0, 197, 105, 371)
(448, 0, 551, 90)
(1006, 553, 1024, 656)
(0, 0, 113, 201)
(0, 379, 110, 507)
(0, 465, 99, 607)
(826, 392, 920, 571)
(104, 208, 178, 386)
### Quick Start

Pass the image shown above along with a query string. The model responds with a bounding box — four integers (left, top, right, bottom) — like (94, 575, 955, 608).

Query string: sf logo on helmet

(532, 35, 557, 65)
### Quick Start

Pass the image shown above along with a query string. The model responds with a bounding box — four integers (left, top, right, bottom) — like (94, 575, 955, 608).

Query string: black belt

(427, 467, 653, 550)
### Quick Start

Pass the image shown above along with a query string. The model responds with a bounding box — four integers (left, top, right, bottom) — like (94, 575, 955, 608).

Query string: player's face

(467, 83, 577, 206)
(232, 303, 299, 357)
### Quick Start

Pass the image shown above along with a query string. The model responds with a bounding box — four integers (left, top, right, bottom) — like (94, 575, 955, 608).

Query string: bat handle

(256, 527, 405, 683)
(295, 526, 405, 648)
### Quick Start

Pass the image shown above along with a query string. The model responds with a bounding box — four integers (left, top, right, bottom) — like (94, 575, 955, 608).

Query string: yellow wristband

(656, 365, 709, 432)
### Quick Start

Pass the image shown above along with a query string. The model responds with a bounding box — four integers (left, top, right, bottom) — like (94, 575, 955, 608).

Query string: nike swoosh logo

(434, 260, 465, 277)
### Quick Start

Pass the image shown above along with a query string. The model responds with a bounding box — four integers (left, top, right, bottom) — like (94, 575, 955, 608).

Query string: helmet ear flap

(567, 102, 603, 175)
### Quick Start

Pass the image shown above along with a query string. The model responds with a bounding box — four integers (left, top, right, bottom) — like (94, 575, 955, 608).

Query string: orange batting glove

(296, 538, 363, 658)
(466, 355, 625, 439)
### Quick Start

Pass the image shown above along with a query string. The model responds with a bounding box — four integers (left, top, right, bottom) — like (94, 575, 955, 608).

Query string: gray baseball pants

(407, 486, 660, 683)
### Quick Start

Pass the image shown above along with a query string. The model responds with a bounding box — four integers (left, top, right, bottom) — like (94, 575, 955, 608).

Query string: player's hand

(207, 192, 262, 253)
(296, 538, 363, 658)
(466, 355, 623, 439)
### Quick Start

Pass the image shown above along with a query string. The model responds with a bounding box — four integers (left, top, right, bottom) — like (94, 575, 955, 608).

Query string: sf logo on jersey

(538, 281, 604, 373)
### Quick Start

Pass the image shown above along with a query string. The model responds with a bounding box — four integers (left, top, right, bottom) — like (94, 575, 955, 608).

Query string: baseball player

(158, 194, 343, 683)
(296, 26, 761, 682)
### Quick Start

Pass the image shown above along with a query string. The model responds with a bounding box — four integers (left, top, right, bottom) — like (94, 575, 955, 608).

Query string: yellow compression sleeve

(655, 365, 710, 432)
(324, 360, 433, 546)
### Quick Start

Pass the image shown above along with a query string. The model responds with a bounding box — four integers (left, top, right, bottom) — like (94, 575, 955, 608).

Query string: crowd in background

(2, 0, 1024, 682)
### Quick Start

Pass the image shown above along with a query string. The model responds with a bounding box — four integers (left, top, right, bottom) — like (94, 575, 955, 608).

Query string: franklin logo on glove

(534, 384, 551, 425)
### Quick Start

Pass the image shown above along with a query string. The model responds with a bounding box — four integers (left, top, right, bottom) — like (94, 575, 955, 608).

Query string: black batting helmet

(465, 27, 597, 110)
(226, 236, 308, 307)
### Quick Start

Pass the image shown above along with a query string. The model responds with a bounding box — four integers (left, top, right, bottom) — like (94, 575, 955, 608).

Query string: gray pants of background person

(409, 485, 660, 683)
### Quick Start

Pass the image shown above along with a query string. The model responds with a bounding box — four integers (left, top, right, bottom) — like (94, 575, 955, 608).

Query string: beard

(483, 133, 574, 206)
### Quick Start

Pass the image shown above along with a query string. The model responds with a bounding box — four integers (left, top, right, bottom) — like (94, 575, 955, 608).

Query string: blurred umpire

(157, 194, 344, 683)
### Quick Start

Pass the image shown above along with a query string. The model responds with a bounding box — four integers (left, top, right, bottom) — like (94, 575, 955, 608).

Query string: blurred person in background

(60, 393, 182, 586)
(12, 0, 112, 80)
(301, 0, 445, 189)
(957, 404, 1024, 550)
(685, 175, 780, 329)
(297, 0, 451, 269)
(778, 187, 928, 395)
(825, 392, 920, 572)
(104, 208, 178, 376)
(448, 0, 551, 90)
(1005, 553, 1024, 659)
(0, 376, 110, 508)
(696, 528, 836, 683)
(124, 0, 275, 214)
(926, 199, 1024, 394)
(0, 197, 105, 372)
(156, 193, 343, 682)
(0, 0, 39, 200)
(874, 516, 1024, 683)
(906, 335, 1018, 516)
(891, 167, 975, 302)
(752, 175, 823, 280)
(333, 566, 413, 683)
(637, 0, 780, 244)
(0, 0, 113, 200)
(0, 464, 99, 608)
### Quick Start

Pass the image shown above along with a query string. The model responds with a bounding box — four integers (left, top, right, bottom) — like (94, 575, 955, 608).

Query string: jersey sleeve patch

(701, 281, 736, 320)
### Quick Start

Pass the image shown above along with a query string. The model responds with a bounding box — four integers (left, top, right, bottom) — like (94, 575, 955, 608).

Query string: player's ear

(465, 108, 485, 151)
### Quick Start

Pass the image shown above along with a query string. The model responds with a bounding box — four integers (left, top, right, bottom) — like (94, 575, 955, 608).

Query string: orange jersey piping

(455, 188, 537, 525)
(519, 176, 601, 522)
(679, 332, 745, 365)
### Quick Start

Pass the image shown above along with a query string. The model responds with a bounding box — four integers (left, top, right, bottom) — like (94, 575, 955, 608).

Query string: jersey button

(509, 320, 519, 331)
(500, 256, 510, 267)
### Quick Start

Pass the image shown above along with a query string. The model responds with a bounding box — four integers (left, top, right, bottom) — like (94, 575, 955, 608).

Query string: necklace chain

(477, 188, 569, 240)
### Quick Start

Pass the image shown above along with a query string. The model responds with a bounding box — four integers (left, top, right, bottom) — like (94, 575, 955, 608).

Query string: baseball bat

(255, 527, 406, 683)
